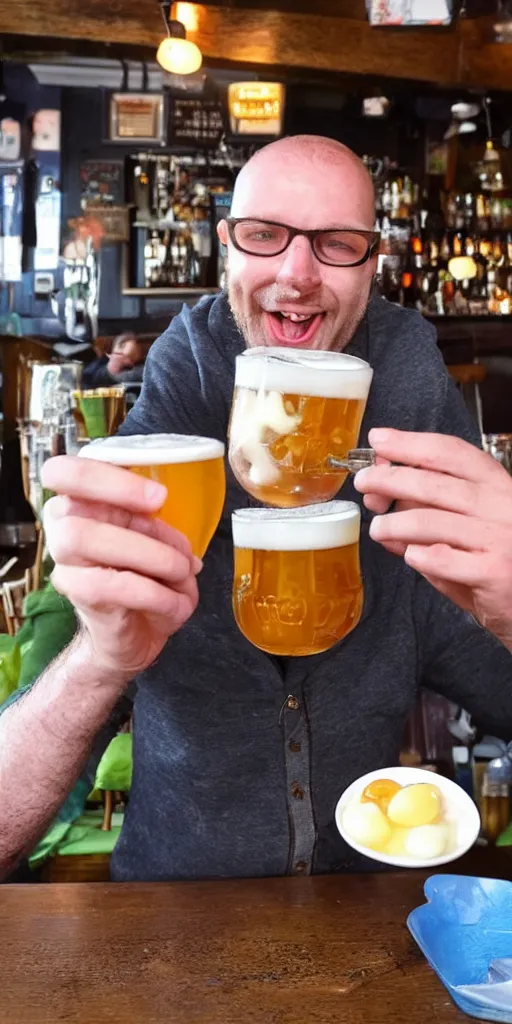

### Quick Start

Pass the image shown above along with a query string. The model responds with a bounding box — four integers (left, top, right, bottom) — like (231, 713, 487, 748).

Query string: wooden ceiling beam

(189, 8, 460, 86)
(0, 1, 511, 90)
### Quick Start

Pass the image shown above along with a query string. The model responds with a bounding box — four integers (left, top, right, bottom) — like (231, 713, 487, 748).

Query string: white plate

(335, 766, 481, 869)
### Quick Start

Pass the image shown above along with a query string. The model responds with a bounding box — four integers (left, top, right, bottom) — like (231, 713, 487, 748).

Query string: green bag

(95, 733, 133, 792)
(0, 635, 21, 706)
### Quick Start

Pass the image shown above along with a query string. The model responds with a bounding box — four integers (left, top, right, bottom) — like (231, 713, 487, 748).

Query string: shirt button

(291, 782, 305, 800)
(289, 740, 301, 753)
(286, 696, 299, 711)
(294, 860, 307, 874)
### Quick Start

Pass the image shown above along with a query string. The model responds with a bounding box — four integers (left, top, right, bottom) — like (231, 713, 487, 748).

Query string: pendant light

(476, 97, 504, 193)
(156, 0, 202, 76)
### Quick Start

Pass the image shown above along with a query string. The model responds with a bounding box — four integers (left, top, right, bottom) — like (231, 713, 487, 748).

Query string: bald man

(218, 135, 377, 352)
(3, 135, 512, 884)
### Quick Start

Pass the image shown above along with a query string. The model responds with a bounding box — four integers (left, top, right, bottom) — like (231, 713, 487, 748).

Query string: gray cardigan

(32, 292, 512, 881)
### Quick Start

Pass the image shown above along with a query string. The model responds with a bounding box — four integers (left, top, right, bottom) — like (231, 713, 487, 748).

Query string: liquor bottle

(464, 193, 475, 229)
(453, 233, 463, 257)
(476, 194, 490, 232)
(440, 233, 452, 262)
(390, 178, 400, 217)
(481, 752, 511, 843)
(492, 237, 505, 267)
(402, 175, 413, 217)
(446, 193, 457, 230)
(400, 245, 417, 308)
(455, 195, 466, 231)
(505, 234, 512, 296)
(491, 198, 503, 230)
(429, 237, 440, 269)
(434, 275, 445, 315)
(441, 270, 455, 311)
(481, 774, 510, 842)
(382, 261, 401, 304)
(412, 234, 423, 267)
(380, 215, 392, 254)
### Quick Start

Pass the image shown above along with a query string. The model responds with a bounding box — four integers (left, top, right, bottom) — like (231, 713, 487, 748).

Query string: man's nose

(275, 236, 322, 292)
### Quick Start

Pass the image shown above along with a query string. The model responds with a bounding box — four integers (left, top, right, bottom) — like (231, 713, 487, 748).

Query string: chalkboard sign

(79, 160, 123, 204)
(168, 96, 225, 149)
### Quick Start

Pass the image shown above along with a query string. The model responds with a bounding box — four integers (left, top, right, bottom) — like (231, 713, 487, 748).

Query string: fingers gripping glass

(227, 219, 380, 268)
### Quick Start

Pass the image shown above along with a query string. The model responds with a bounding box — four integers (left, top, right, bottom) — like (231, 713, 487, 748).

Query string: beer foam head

(235, 347, 373, 399)
(79, 433, 225, 466)
(232, 500, 360, 550)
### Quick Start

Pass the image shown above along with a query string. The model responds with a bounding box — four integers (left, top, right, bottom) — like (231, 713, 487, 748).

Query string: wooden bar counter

(3, 851, 511, 1024)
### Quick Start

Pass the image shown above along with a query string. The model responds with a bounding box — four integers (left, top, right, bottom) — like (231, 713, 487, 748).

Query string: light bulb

(458, 120, 477, 135)
(448, 256, 478, 281)
(484, 139, 501, 163)
(157, 36, 202, 75)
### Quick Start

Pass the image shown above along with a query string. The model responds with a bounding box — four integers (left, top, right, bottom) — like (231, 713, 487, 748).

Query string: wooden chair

(0, 522, 44, 635)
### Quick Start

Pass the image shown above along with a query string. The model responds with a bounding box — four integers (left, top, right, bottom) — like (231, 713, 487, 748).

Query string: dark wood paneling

(0, 0, 162, 47)
(0, 1, 509, 88)
(459, 15, 512, 91)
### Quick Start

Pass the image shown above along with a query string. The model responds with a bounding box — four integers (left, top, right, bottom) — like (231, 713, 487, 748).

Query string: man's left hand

(354, 428, 512, 651)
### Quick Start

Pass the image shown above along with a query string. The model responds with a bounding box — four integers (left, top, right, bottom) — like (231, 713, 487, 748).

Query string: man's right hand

(42, 455, 201, 681)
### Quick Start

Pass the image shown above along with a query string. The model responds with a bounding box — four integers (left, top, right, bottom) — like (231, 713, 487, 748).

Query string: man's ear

(217, 219, 228, 245)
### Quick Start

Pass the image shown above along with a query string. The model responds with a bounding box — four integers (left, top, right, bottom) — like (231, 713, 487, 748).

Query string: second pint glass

(232, 501, 363, 656)
(229, 347, 373, 507)
(80, 433, 226, 558)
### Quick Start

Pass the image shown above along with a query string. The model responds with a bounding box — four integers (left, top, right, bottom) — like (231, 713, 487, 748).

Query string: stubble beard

(226, 269, 373, 352)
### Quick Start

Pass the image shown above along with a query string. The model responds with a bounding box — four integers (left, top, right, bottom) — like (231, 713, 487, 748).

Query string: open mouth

(264, 310, 325, 346)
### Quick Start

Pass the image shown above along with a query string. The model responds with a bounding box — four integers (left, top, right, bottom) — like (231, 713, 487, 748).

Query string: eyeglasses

(226, 218, 380, 268)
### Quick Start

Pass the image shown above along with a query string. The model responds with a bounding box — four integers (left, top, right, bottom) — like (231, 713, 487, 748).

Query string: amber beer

(80, 433, 225, 558)
(232, 500, 362, 657)
(228, 347, 373, 508)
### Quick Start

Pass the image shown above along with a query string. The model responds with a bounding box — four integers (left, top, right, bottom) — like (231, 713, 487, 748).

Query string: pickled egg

(404, 823, 448, 860)
(384, 827, 409, 857)
(361, 778, 402, 813)
(342, 800, 392, 851)
(387, 783, 442, 828)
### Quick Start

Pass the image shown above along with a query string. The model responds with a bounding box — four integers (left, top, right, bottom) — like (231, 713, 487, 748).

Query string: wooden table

(1, 865, 500, 1024)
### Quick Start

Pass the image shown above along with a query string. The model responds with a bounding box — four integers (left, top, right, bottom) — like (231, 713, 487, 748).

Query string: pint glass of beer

(232, 500, 362, 656)
(228, 347, 373, 507)
(80, 433, 226, 558)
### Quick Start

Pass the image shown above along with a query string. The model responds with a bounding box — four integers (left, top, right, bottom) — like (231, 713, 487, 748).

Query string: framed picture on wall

(108, 93, 165, 144)
(82, 203, 131, 243)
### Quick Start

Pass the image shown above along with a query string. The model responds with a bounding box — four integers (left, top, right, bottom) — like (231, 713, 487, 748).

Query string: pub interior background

(1, 0, 512, 881)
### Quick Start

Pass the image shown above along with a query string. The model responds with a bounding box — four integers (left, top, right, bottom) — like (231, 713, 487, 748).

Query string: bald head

(231, 135, 375, 227)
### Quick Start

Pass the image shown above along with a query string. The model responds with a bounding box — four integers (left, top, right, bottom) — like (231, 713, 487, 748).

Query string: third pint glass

(232, 500, 363, 656)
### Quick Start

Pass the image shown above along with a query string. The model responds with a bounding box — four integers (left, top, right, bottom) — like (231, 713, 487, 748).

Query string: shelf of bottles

(124, 152, 239, 294)
(375, 175, 512, 317)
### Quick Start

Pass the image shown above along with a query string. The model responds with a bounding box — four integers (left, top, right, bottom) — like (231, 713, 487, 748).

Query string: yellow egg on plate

(387, 783, 442, 828)
(384, 827, 409, 857)
(361, 778, 402, 813)
(404, 823, 449, 860)
(342, 800, 392, 851)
